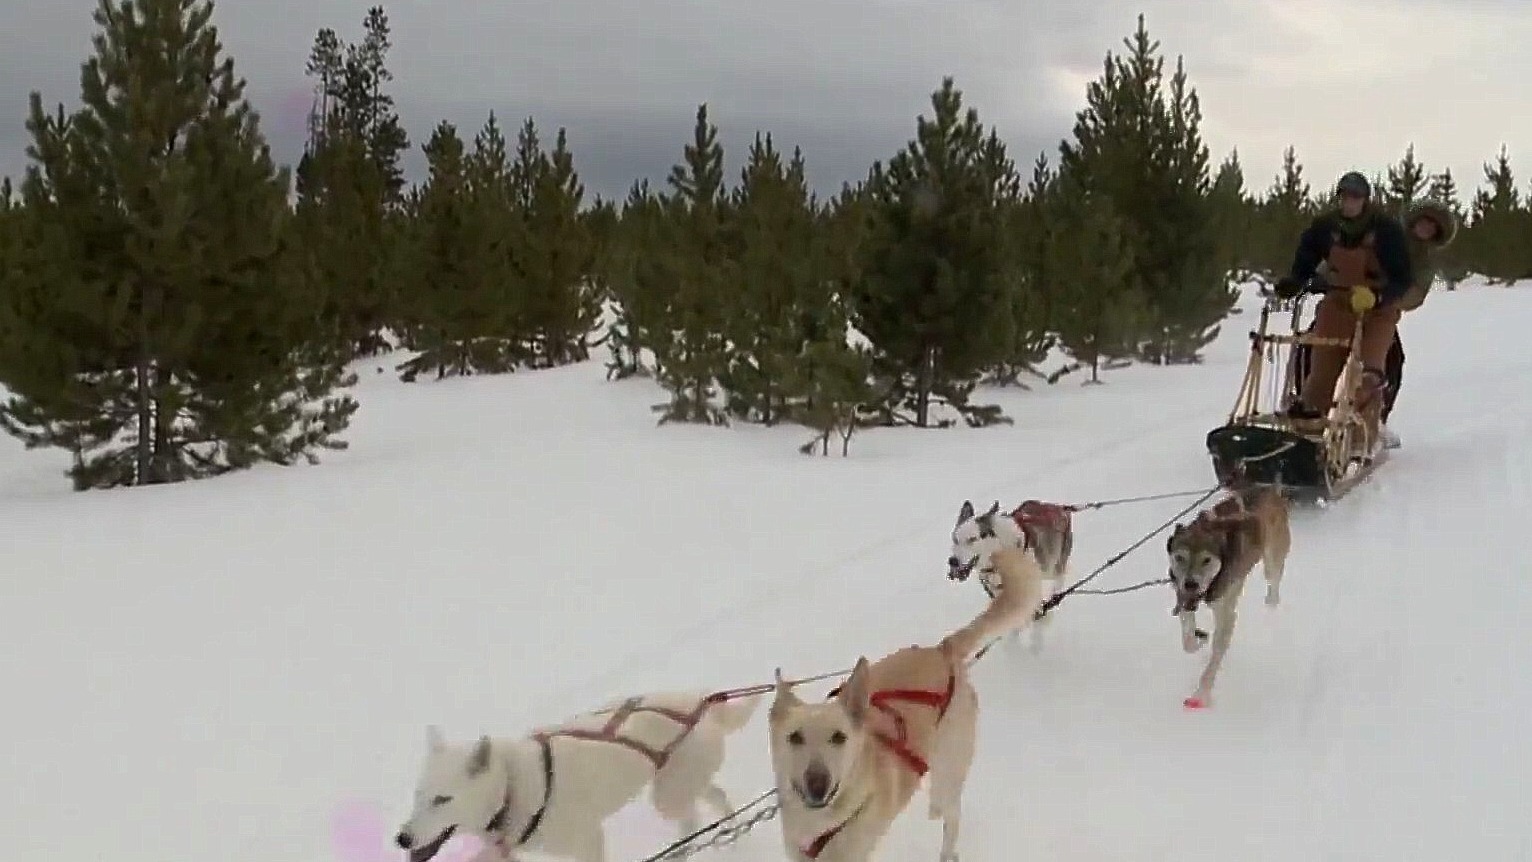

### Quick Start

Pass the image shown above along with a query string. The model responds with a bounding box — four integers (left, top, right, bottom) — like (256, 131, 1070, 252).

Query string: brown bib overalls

(1296, 229, 1402, 413)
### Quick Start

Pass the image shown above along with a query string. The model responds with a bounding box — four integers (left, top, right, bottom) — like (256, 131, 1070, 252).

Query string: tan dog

(1166, 484, 1292, 709)
(767, 545, 1047, 862)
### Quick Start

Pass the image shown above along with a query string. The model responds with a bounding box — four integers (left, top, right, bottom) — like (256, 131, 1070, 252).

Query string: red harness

(802, 806, 861, 858)
(807, 674, 955, 858)
(1010, 500, 1072, 550)
(868, 676, 956, 776)
(826, 672, 957, 777)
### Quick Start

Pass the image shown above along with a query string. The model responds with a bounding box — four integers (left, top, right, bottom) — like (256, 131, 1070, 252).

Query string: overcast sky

(3, 0, 1529, 205)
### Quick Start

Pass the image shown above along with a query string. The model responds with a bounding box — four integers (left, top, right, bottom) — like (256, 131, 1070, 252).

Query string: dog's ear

(1167, 523, 1184, 552)
(426, 724, 445, 752)
(466, 735, 493, 777)
(770, 667, 802, 718)
(957, 500, 974, 525)
(984, 500, 1001, 518)
(837, 657, 872, 726)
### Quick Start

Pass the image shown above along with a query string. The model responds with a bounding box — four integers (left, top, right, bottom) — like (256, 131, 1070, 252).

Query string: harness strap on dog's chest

(866, 673, 957, 778)
(803, 822, 845, 859)
(801, 801, 867, 859)
(489, 735, 555, 853)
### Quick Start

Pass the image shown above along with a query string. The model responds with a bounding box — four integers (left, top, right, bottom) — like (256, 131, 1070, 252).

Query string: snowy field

(2, 279, 1529, 862)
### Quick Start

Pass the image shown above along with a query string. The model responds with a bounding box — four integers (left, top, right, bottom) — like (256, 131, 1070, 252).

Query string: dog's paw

(1182, 634, 1203, 653)
(939, 853, 960, 862)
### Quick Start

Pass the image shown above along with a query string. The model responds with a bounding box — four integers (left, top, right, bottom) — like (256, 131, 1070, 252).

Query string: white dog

(946, 499, 1074, 651)
(395, 690, 761, 862)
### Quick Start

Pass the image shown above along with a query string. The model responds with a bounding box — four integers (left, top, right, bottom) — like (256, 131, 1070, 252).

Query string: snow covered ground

(2, 279, 1528, 862)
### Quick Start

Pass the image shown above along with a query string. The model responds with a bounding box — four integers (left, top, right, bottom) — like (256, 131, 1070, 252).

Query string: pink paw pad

(1182, 696, 1206, 710)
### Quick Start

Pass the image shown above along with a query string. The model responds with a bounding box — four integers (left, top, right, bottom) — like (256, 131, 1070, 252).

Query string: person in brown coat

(1274, 172, 1413, 453)
(1286, 199, 1457, 449)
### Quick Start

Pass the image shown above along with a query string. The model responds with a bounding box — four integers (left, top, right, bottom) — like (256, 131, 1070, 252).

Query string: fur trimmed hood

(1403, 200, 1459, 249)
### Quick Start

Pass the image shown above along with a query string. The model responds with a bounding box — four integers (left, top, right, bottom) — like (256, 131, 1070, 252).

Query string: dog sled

(1205, 286, 1388, 505)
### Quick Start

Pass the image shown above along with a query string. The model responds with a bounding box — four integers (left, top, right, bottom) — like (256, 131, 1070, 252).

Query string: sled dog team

(394, 484, 1291, 862)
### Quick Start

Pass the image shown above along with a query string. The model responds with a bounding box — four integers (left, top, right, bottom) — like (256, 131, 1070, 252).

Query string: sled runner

(1205, 288, 1388, 504)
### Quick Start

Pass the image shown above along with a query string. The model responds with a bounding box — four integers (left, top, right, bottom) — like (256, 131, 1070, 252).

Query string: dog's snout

(803, 765, 832, 801)
(394, 831, 412, 850)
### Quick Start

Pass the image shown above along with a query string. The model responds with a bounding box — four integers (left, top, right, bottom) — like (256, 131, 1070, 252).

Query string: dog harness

(966, 500, 1072, 599)
(827, 671, 957, 777)
(485, 734, 555, 855)
(535, 696, 712, 770)
(1010, 500, 1071, 552)
(800, 799, 868, 859)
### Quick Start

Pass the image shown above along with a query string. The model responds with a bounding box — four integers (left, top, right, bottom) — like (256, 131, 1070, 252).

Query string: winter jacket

(1287, 203, 1413, 305)
(1398, 200, 1459, 311)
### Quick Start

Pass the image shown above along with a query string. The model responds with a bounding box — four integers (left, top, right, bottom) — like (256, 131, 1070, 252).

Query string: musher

(1274, 172, 1413, 454)
(1286, 197, 1458, 449)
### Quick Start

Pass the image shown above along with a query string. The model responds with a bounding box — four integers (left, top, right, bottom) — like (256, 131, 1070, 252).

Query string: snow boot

(1381, 424, 1401, 450)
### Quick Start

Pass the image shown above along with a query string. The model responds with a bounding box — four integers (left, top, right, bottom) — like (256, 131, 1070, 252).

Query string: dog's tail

(705, 691, 763, 733)
(939, 545, 1047, 663)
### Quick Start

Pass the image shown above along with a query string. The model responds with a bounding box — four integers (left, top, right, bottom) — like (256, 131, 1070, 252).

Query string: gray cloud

(3, 0, 1531, 204)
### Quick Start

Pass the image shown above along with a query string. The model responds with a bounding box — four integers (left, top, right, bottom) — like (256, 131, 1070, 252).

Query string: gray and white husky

(394, 689, 760, 862)
(946, 499, 1074, 651)
(1165, 485, 1291, 709)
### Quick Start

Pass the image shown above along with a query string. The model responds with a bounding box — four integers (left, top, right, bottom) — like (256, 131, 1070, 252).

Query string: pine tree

(1384, 144, 1428, 216)
(297, 6, 407, 358)
(396, 116, 526, 380)
(582, 195, 620, 350)
(992, 154, 1060, 386)
(601, 181, 665, 380)
(1047, 174, 1146, 384)
(720, 133, 832, 424)
(0, 0, 357, 490)
(297, 6, 409, 358)
(1056, 16, 1232, 364)
(1466, 145, 1528, 283)
(1427, 168, 1461, 212)
(1209, 150, 1252, 280)
(792, 295, 875, 457)
(643, 104, 734, 425)
(304, 6, 409, 201)
(507, 119, 601, 368)
(292, 123, 396, 358)
(851, 77, 1019, 428)
(983, 161, 1055, 388)
(1249, 145, 1315, 282)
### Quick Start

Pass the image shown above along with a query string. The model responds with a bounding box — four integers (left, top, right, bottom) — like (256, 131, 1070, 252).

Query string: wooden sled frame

(1208, 290, 1386, 502)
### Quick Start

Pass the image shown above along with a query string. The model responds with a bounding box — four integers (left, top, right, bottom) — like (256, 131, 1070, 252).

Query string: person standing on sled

(1284, 197, 1458, 449)
(1273, 172, 1412, 455)
(1377, 200, 1458, 446)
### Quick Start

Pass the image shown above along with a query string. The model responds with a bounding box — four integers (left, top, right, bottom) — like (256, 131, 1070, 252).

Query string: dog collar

(801, 800, 866, 859)
(487, 735, 555, 852)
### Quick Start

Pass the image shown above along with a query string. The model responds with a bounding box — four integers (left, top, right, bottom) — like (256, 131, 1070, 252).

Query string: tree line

(1, 0, 1528, 488)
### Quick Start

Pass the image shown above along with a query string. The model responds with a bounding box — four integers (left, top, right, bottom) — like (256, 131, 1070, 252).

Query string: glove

(1349, 285, 1377, 314)
(1273, 276, 1301, 298)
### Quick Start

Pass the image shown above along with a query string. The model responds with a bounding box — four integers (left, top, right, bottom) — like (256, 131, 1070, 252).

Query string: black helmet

(1336, 171, 1371, 199)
